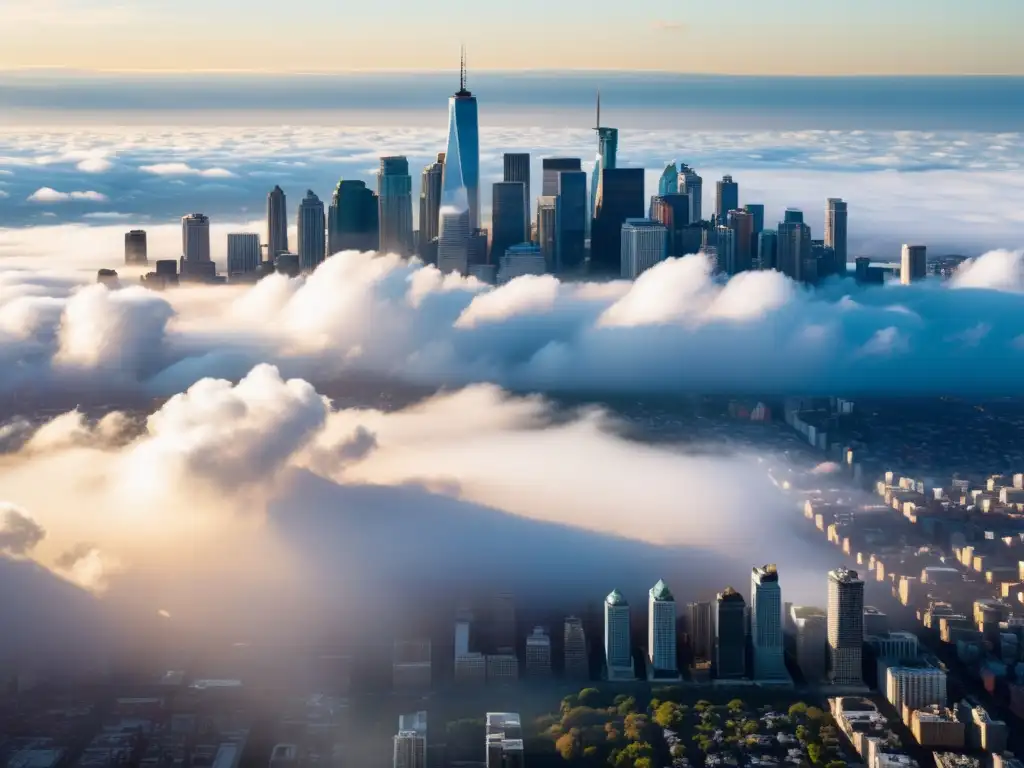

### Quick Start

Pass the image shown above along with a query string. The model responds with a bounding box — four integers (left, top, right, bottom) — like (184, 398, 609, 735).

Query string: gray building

(790, 605, 828, 682)
(556, 169, 587, 271)
(503, 152, 530, 232)
(491, 182, 527, 268)
(727, 209, 754, 274)
(901, 244, 927, 284)
(688, 601, 714, 662)
(564, 616, 589, 680)
(329, 179, 379, 255)
(825, 198, 848, 276)
(419, 153, 445, 248)
(267, 185, 289, 259)
(777, 211, 812, 282)
(715, 587, 746, 680)
(226, 232, 261, 275)
(536, 196, 558, 271)
(542, 157, 581, 197)
(715, 175, 738, 224)
(297, 190, 326, 272)
(828, 568, 865, 685)
(604, 589, 633, 680)
(378, 156, 414, 256)
(758, 229, 778, 270)
(124, 229, 147, 265)
(751, 565, 787, 681)
(679, 165, 703, 224)
(181, 213, 210, 263)
(621, 218, 668, 279)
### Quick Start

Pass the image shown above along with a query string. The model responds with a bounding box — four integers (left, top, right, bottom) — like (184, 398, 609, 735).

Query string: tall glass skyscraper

(328, 179, 379, 255)
(297, 190, 325, 271)
(590, 91, 619, 220)
(657, 162, 679, 196)
(419, 153, 445, 249)
(825, 198, 848, 276)
(441, 48, 480, 231)
(556, 170, 587, 272)
(491, 181, 527, 266)
(751, 565, 788, 681)
(503, 152, 530, 232)
(715, 175, 739, 224)
(267, 185, 288, 259)
(378, 156, 414, 257)
(591, 168, 644, 275)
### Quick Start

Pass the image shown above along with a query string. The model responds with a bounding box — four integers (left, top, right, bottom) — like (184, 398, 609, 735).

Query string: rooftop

(650, 579, 674, 601)
(606, 589, 628, 607)
(829, 567, 863, 584)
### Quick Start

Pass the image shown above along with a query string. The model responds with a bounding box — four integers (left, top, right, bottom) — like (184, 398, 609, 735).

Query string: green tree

(727, 699, 745, 713)
(670, 744, 686, 759)
(824, 761, 845, 768)
(605, 723, 622, 743)
(788, 702, 808, 719)
(807, 743, 822, 765)
(742, 720, 759, 735)
(624, 714, 648, 742)
(584, 747, 599, 759)
(617, 696, 638, 716)
(654, 702, 682, 729)
(635, 758, 652, 768)
(795, 725, 808, 743)
(579, 688, 603, 707)
(805, 707, 825, 721)
(563, 694, 580, 715)
(556, 730, 581, 761)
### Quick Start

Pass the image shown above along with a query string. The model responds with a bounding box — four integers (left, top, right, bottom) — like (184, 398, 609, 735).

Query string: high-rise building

(267, 185, 289, 259)
(810, 240, 836, 282)
(825, 198, 848, 276)
(648, 580, 677, 674)
(726, 209, 754, 274)
(658, 161, 679, 196)
(828, 567, 865, 685)
(328, 179, 379, 255)
(743, 203, 764, 264)
(525, 627, 552, 678)
(591, 168, 644, 274)
(715, 587, 746, 680)
(901, 244, 927, 285)
(124, 229, 148, 265)
(491, 182, 527, 266)
(496, 243, 545, 284)
(590, 92, 619, 220)
(418, 154, 445, 252)
(378, 156, 414, 256)
(715, 175, 739, 224)
(536, 196, 558, 271)
(887, 664, 948, 712)
(297, 190, 326, 272)
(502, 152, 530, 232)
(556, 169, 587, 272)
(621, 218, 668, 279)
(790, 605, 828, 682)
(181, 213, 210, 263)
(649, 193, 691, 257)
(438, 208, 470, 275)
(604, 589, 634, 680)
(751, 565, 787, 681)
(758, 230, 778, 270)
(563, 616, 589, 680)
(777, 214, 812, 282)
(485, 713, 523, 768)
(226, 233, 261, 276)
(714, 225, 735, 275)
(688, 601, 714, 662)
(542, 157, 582, 197)
(393, 729, 426, 768)
(442, 48, 480, 231)
(679, 165, 703, 224)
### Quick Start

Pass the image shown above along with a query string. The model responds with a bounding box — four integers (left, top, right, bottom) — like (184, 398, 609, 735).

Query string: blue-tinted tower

(441, 47, 481, 231)
(590, 91, 619, 220)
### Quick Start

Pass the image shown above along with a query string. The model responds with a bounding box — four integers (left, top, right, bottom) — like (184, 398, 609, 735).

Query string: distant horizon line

(2, 65, 1023, 79)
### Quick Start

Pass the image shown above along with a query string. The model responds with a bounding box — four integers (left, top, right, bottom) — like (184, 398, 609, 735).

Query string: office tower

(267, 185, 289, 259)
(563, 616, 589, 680)
(726, 209, 754, 274)
(393, 640, 432, 690)
(393, 729, 426, 768)
(497, 243, 546, 284)
(485, 713, 523, 768)
(124, 230, 147, 265)
(864, 606, 889, 636)
(790, 605, 828, 682)
(438, 209, 470, 275)
(487, 653, 519, 682)
(418, 153, 445, 250)
(181, 213, 211, 263)
(621, 218, 668, 279)
(329, 179, 379, 255)
(688, 602, 714, 661)
(777, 214, 811, 282)
(274, 252, 300, 278)
(679, 165, 703, 223)
(591, 167, 644, 274)
(825, 198, 848, 276)
(468, 228, 488, 267)
(649, 193, 691, 257)
(604, 589, 633, 680)
(715, 587, 746, 679)
(648, 580, 677, 674)
(590, 91, 619, 221)
(714, 225, 735, 275)
(810, 239, 836, 282)
(784, 208, 804, 224)
(503, 152, 530, 231)
(542, 157, 582, 197)
(658, 161, 679, 196)
(441, 47, 481, 230)
(715, 175, 738, 224)
(743, 203, 764, 263)
(750, 565, 787, 681)
(377, 156, 414, 256)
(886, 665, 948, 712)
(828, 567, 865, 685)
(758, 230, 778, 270)
(491, 182, 527, 265)
(537, 196, 558, 271)
(525, 627, 552, 678)
(901, 244, 927, 284)
(296, 190, 326, 272)
(556, 169, 587, 272)
(226, 233, 261, 275)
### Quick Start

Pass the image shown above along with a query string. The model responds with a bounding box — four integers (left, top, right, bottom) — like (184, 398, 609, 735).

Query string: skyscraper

(328, 179, 379, 255)
(828, 568, 865, 685)
(825, 198, 848, 276)
(591, 168, 644, 274)
(542, 158, 582, 197)
(393, 730, 426, 768)
(267, 185, 289, 259)
(751, 565, 787, 681)
(418, 153, 445, 249)
(715, 587, 746, 680)
(901, 244, 927, 285)
(649, 193, 691, 257)
(556, 169, 587, 271)
(378, 156, 414, 256)
(485, 713, 524, 768)
(743, 203, 764, 265)
(758, 230, 778, 270)
(790, 606, 828, 682)
(564, 616, 589, 680)
(524, 627, 552, 678)
(226, 232, 261, 275)
(777, 213, 812, 282)
(648, 580, 677, 674)
(688, 601, 714, 662)
(502, 152, 530, 231)
(658, 161, 679, 196)
(590, 92, 619, 220)
(297, 190, 325, 272)
(714, 225, 735, 275)
(678, 165, 703, 224)
(715, 175, 739, 224)
(124, 229, 147, 265)
(181, 213, 210, 262)
(726, 209, 754, 274)
(437, 208, 470, 276)
(604, 589, 633, 680)
(536, 196, 558, 272)
(491, 182, 527, 267)
(441, 47, 481, 231)
(621, 218, 668, 279)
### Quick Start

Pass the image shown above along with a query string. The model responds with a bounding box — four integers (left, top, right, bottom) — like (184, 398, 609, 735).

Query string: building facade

(124, 229, 148, 265)
(679, 165, 703, 224)
(556, 169, 587, 272)
(591, 168, 645, 275)
(442, 52, 481, 231)
(791, 605, 828, 682)
(886, 665, 948, 712)
(542, 157, 582, 197)
(502, 152, 530, 232)
(564, 616, 589, 680)
(226, 232, 261, 275)
(715, 175, 739, 224)
(658, 161, 679, 196)
(490, 181, 528, 267)
(649, 193, 691, 257)
(536, 196, 558, 272)
(777, 213, 812, 282)
(825, 198, 848, 276)
(267, 185, 288, 259)
(828, 567, 865, 685)
(181, 213, 211, 263)
(297, 190, 326, 271)
(726, 209, 754, 274)
(437, 208, 471, 275)
(419, 153, 445, 250)
(621, 218, 669, 279)
(648, 580, 677, 674)
(751, 565, 787, 680)
(604, 589, 633, 679)
(524, 627, 552, 678)
(715, 587, 747, 679)
(688, 601, 714, 662)
(901, 244, 927, 284)
(496, 243, 546, 285)
(329, 179, 379, 255)
(378, 156, 414, 256)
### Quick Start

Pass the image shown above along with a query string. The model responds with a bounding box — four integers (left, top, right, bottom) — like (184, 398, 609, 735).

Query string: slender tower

(441, 46, 480, 231)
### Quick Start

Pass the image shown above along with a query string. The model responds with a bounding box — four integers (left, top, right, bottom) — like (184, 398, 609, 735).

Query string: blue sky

(3, 0, 1023, 74)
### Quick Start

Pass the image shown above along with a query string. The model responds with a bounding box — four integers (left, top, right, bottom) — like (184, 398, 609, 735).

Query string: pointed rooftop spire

(595, 89, 601, 130)
(460, 44, 466, 93)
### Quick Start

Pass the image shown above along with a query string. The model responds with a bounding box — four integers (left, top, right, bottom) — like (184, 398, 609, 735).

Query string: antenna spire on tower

(595, 89, 601, 130)
(460, 45, 466, 92)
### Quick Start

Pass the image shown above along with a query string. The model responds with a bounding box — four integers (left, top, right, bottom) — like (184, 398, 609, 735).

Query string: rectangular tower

(828, 568, 865, 685)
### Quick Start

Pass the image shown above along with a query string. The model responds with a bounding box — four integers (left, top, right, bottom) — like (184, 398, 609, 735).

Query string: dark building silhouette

(328, 180, 379, 255)
(743, 203, 764, 264)
(267, 185, 289, 258)
(590, 167, 644, 275)
(503, 153, 531, 233)
(491, 182, 527, 266)
(124, 230, 147, 265)
(378, 156, 414, 257)
(715, 587, 747, 680)
(649, 193, 691, 257)
(541, 157, 581, 197)
(556, 169, 587, 271)
(715, 175, 739, 224)
(419, 153, 445, 250)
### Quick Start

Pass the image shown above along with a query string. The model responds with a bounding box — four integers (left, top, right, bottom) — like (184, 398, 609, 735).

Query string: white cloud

(0, 190, 8, 198)
(138, 163, 235, 178)
(77, 157, 113, 173)
(27, 187, 108, 203)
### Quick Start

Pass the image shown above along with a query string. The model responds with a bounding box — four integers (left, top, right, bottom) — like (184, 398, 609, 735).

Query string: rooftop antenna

(460, 45, 466, 92)
(595, 89, 601, 130)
